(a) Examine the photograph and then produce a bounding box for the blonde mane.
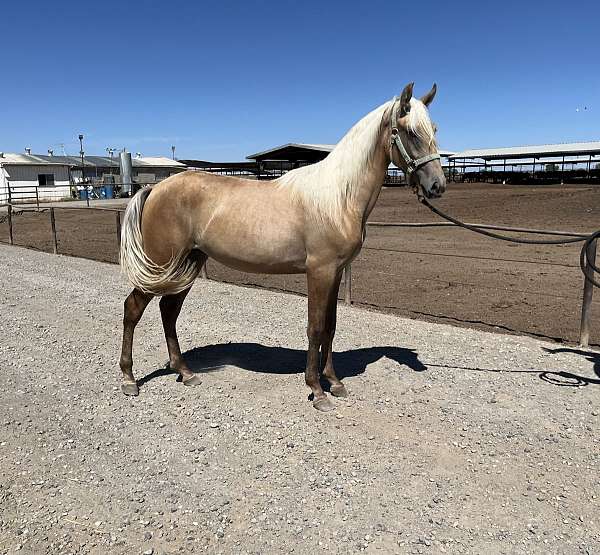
[276,100,392,227]
[277,96,436,227]
[407,97,437,147]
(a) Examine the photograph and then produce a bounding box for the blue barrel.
[78,189,88,200]
[103,185,114,199]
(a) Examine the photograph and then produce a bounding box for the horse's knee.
[307,323,326,345]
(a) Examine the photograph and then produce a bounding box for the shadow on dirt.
[138,344,600,390]
[540,347,600,387]
[138,343,427,387]
[427,359,600,388]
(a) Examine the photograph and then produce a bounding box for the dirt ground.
[1,244,599,554]
[2,182,600,345]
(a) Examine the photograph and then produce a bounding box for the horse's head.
[389,82,446,199]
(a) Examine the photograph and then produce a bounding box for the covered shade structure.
[449,141,600,184]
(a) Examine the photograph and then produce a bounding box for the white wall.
[0,164,71,202]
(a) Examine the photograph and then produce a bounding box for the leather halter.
[389,96,440,176]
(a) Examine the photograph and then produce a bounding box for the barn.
[31,154,187,185]
[0,152,187,203]
[0,153,72,202]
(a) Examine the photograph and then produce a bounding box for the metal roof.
[132,156,186,168]
[0,153,186,168]
[0,153,70,166]
[247,143,335,161]
[33,155,120,168]
[450,141,600,160]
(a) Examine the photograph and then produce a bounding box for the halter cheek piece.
[389,95,440,177]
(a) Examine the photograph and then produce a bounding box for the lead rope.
[419,196,600,289]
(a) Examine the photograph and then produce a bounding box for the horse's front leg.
[320,272,348,398]
[306,265,342,412]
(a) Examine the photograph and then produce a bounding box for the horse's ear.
[399,82,414,116]
[421,83,437,107]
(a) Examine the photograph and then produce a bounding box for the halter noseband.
[389,95,440,176]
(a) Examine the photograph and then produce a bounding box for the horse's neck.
[347,122,390,225]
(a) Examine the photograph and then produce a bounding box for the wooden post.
[115,211,122,251]
[7,184,13,245]
[579,239,597,348]
[344,264,352,305]
[7,203,13,245]
[49,208,58,254]
[35,186,40,211]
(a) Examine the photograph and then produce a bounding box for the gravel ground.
[1,244,599,555]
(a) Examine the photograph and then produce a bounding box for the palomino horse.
[119,82,446,411]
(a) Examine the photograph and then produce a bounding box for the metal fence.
[3,185,40,208]
[1,197,597,347]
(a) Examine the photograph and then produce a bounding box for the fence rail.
[2,200,598,346]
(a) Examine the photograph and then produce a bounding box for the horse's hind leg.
[120,288,153,396]
[159,286,201,387]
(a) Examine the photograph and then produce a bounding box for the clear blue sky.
[1,0,598,160]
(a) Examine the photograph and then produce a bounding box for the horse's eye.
[433,123,438,133]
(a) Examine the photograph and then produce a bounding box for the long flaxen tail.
[119,186,202,296]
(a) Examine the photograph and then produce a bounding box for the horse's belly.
[198,231,307,275]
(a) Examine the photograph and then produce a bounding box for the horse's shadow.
[138,343,427,386]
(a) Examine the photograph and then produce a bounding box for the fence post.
[7,184,13,245]
[579,239,597,348]
[344,264,352,305]
[35,186,40,211]
[115,211,122,251]
[49,208,58,254]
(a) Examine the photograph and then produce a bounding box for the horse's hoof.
[330,384,349,398]
[183,374,202,387]
[313,396,335,412]
[121,382,139,396]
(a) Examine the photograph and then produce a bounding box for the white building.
[0,152,188,203]
[0,153,72,202]
[130,156,188,183]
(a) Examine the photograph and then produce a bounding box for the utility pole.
[79,134,89,207]
[106,147,116,176]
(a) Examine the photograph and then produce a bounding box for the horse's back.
[142,171,309,274]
